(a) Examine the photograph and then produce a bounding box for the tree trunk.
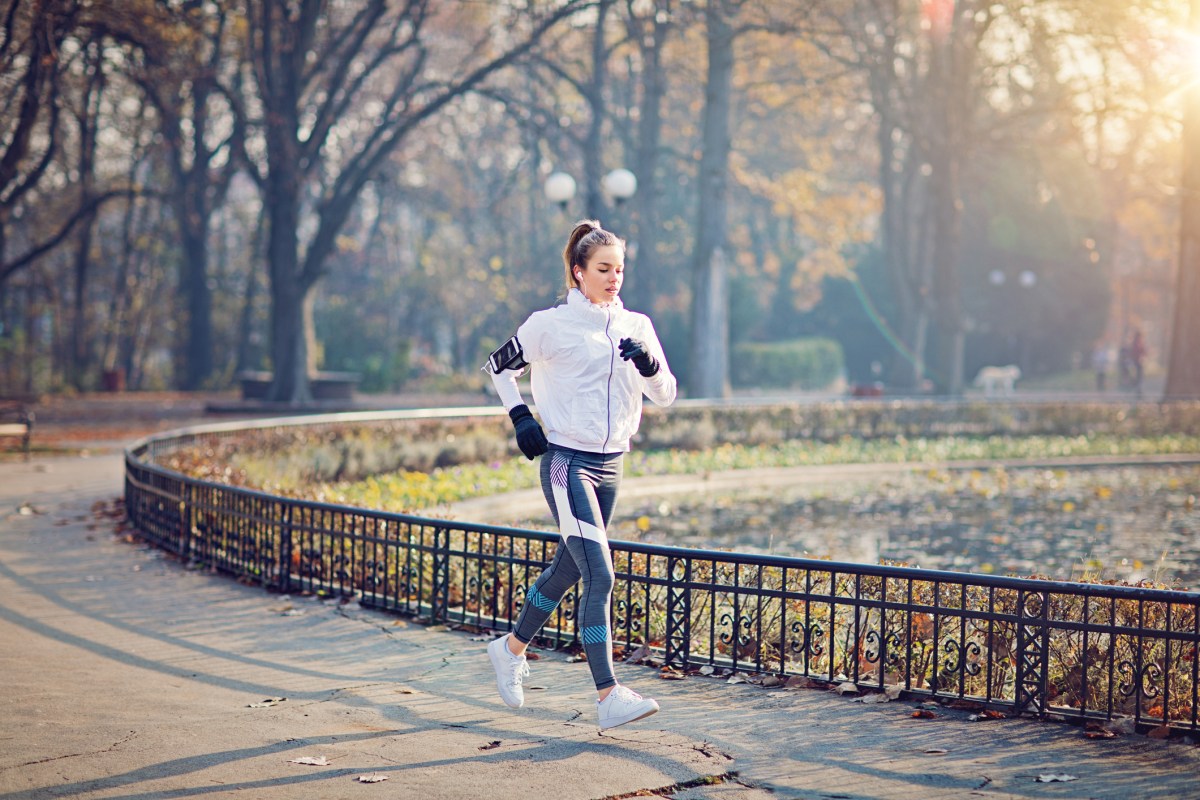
[583,0,611,220]
[688,0,734,400]
[626,1,668,314]
[69,214,97,390]
[179,222,213,389]
[265,158,311,403]
[926,12,966,396]
[1165,0,1200,400]
[236,214,266,374]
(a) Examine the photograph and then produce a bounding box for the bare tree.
[133,0,247,390]
[688,0,814,399]
[242,0,589,403]
[1,1,82,284]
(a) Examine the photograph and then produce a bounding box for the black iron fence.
[125,408,1200,734]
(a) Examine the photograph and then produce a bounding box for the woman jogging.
[484,219,677,730]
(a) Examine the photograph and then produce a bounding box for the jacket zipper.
[601,306,615,453]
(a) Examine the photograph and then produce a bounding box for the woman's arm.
[638,319,676,407]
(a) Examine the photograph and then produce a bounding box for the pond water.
[530,465,1200,589]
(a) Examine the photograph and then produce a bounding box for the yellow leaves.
[1117,196,1174,263]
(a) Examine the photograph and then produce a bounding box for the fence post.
[430,526,449,623]
[1014,589,1049,716]
[278,502,293,594]
[179,481,193,562]
[665,556,691,669]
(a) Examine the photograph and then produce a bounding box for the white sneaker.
[487,634,529,709]
[597,685,659,730]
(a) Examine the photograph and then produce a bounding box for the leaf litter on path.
[247,697,286,708]
[357,773,388,783]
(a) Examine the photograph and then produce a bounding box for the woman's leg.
[509,447,622,689]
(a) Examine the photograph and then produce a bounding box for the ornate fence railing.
[124,407,1200,734]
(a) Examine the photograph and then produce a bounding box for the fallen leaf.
[1106,716,1136,735]
[426,625,450,632]
[659,668,686,680]
[912,709,939,719]
[923,748,948,754]
[391,620,408,628]
[478,740,502,750]
[856,692,891,704]
[968,710,1006,721]
[1035,774,1077,783]
[727,674,747,685]
[948,699,985,711]
[247,697,286,708]
[883,684,904,700]
[761,675,785,688]
[834,681,858,696]
[566,654,587,663]
[624,644,650,663]
[699,665,715,676]
[357,773,388,783]
[1147,725,1172,740]
[785,676,822,689]
[1084,729,1116,740]
[288,756,329,766]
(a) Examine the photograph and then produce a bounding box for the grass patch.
[308,434,1200,514]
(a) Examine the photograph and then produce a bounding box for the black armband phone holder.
[483,335,528,374]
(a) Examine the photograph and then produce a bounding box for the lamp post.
[543,168,637,214]
[543,171,577,211]
[601,168,637,206]
[988,269,1037,365]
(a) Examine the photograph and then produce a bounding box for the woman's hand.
[619,337,660,377]
[508,404,549,459]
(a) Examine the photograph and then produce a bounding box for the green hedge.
[731,338,844,390]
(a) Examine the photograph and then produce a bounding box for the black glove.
[508,404,548,460]
[619,337,660,377]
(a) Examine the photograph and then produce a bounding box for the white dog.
[974,365,1020,397]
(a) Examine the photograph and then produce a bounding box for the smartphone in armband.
[483,335,527,374]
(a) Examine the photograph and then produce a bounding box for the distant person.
[1091,343,1110,392]
[483,219,677,730]
[1129,328,1146,396]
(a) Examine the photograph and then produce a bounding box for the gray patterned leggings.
[512,445,623,690]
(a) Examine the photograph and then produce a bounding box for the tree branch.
[2,188,147,281]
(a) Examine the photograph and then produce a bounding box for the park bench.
[0,401,34,459]
[237,370,361,402]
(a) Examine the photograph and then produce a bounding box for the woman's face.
[576,244,624,305]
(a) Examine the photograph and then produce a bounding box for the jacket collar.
[566,287,622,322]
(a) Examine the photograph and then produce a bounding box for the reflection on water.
[594,466,1199,588]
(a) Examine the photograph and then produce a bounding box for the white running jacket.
[490,289,676,453]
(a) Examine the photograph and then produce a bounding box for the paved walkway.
[2,453,1200,800]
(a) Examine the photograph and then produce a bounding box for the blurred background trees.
[0,0,1194,400]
